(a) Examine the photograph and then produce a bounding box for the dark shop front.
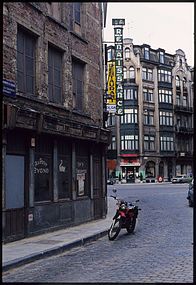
[2,105,110,243]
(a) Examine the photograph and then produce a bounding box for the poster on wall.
[77,170,86,196]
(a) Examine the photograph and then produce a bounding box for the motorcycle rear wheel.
[126,217,136,234]
[108,218,122,241]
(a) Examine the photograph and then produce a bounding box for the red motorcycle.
[108,189,141,241]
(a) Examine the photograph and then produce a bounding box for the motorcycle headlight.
[120,204,126,210]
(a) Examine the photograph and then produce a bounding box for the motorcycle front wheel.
[126,217,136,234]
[108,218,122,241]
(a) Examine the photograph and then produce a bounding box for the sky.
[103,2,194,66]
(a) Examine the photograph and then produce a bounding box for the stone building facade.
[2,2,110,242]
[106,38,193,183]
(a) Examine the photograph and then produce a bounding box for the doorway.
[4,154,25,241]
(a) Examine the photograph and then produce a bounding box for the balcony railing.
[175,126,194,134]
[174,105,193,113]
[175,151,193,158]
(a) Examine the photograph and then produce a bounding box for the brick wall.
[3,2,104,127]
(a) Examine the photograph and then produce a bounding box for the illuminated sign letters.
[107,61,116,113]
[113,19,125,115]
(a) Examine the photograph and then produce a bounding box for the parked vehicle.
[145,175,156,183]
[108,189,141,240]
[171,174,190,183]
[187,179,194,207]
[107,178,116,185]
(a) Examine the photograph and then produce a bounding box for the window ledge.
[46,15,68,30]
[28,2,43,13]
[70,31,88,44]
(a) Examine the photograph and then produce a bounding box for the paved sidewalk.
[2,197,117,272]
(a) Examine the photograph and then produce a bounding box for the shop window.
[76,143,90,197]
[58,141,72,199]
[17,27,36,96]
[48,45,62,104]
[34,137,53,202]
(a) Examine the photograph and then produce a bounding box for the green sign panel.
[112,19,125,26]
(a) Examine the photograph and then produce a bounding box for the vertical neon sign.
[112,18,125,115]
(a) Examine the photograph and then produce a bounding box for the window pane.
[17,31,24,53]
[26,57,34,76]
[48,66,53,84]
[73,61,84,110]
[17,52,24,72]
[54,87,61,103]
[54,69,61,86]
[25,37,34,57]
[58,156,71,199]
[34,156,52,202]
[48,83,53,101]
[26,75,34,94]
[17,71,24,92]
[48,46,62,104]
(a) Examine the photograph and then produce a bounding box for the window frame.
[142,67,153,81]
[121,135,139,151]
[72,59,85,111]
[144,110,154,125]
[125,48,130,59]
[159,111,173,126]
[17,27,36,96]
[124,88,137,100]
[143,88,153,102]
[144,135,155,151]
[74,2,81,25]
[121,108,138,124]
[48,45,63,104]
[160,136,174,151]
[158,89,172,104]
[129,66,135,79]
[144,47,150,60]
[159,51,165,63]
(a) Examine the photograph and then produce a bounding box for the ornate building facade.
[106,38,193,183]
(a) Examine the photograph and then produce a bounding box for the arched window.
[129,67,135,79]
[123,67,127,79]
[175,76,180,87]
[125,48,130,59]
[183,77,186,88]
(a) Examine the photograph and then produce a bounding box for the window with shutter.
[48,46,62,104]
[72,60,85,111]
[17,28,36,96]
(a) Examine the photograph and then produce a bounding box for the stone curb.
[2,229,109,272]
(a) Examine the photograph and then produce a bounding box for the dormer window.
[125,48,130,60]
[159,51,164,64]
[144,47,150,60]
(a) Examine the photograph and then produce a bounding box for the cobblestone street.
[3,183,193,283]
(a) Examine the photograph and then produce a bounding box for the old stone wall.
[3,2,104,127]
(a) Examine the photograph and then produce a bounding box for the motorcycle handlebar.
[110,195,140,204]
